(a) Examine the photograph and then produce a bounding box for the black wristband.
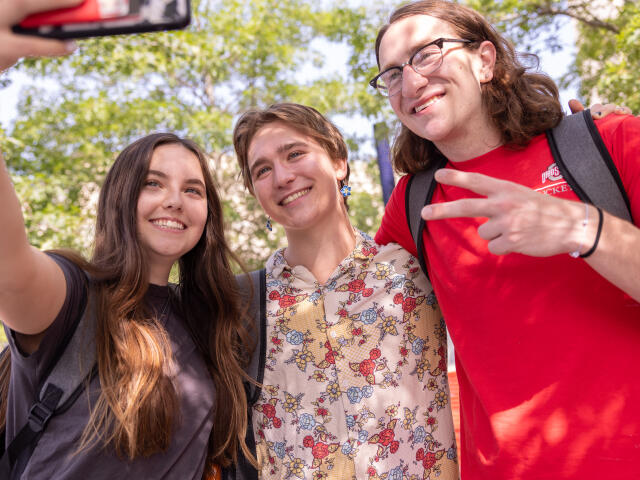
[580,206,603,258]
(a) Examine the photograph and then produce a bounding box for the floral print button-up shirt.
[253,232,458,480]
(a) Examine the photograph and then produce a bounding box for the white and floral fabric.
[253,232,458,480]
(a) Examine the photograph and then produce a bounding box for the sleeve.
[374,174,419,257]
[6,252,88,384]
[596,114,640,227]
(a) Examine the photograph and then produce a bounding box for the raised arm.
[0,0,81,346]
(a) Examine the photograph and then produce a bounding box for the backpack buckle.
[27,384,63,433]
[27,402,55,433]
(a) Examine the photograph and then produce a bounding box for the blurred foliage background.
[0,0,637,279]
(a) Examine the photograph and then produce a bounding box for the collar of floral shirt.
[267,229,378,286]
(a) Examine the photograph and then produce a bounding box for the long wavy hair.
[374,0,564,174]
[0,133,253,473]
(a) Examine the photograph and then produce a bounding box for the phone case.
[13,0,189,39]
[20,1,132,27]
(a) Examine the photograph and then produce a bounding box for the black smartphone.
[13,0,190,39]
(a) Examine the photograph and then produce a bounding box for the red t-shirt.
[375,115,640,479]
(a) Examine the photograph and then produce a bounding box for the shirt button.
[331,331,337,338]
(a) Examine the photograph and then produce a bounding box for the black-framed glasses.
[369,38,472,97]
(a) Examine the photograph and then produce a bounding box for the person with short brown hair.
[234,103,458,480]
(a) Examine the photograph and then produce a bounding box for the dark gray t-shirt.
[4,254,216,479]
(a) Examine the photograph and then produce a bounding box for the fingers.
[614,105,632,115]
[595,103,616,118]
[432,168,514,197]
[8,34,75,58]
[568,100,632,119]
[0,33,76,71]
[421,170,521,221]
[2,0,84,24]
[422,197,493,221]
[477,218,501,241]
[486,235,511,256]
[568,99,585,114]
[590,103,632,119]
[0,0,81,71]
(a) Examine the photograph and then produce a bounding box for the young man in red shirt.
[372,1,640,478]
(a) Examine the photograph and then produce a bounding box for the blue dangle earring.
[340,184,352,198]
[266,217,273,232]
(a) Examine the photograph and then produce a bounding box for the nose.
[162,187,183,210]
[401,64,428,98]
[272,162,295,188]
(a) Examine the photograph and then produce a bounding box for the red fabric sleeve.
[374,174,419,257]
[595,114,640,226]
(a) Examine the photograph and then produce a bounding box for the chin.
[413,124,453,143]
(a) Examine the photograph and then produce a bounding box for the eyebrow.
[249,141,308,177]
[146,169,206,188]
[380,39,433,72]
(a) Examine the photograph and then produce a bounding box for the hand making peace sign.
[420,168,597,257]
[421,167,640,302]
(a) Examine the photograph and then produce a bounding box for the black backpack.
[0,285,97,479]
[406,109,634,279]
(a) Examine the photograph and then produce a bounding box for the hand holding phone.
[14,0,191,39]
[0,0,81,72]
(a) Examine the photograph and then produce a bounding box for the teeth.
[415,95,443,113]
[151,219,185,230]
[282,188,310,205]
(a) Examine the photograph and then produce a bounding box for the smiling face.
[378,14,496,152]
[247,121,348,234]
[136,143,208,278]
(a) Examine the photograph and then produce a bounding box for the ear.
[333,157,348,181]
[477,40,497,84]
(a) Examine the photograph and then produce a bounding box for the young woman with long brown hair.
[0,3,252,478]
[0,132,253,478]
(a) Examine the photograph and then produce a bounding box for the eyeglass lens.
[378,44,443,96]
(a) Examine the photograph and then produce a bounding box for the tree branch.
[536,6,620,33]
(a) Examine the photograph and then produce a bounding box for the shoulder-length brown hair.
[0,133,253,473]
[375,0,563,174]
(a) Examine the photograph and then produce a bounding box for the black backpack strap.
[244,268,267,405]
[226,269,266,480]
[546,109,633,222]
[1,384,63,479]
[0,287,97,479]
[406,157,447,280]
[38,293,97,412]
[0,345,7,455]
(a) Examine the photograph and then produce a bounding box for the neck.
[283,208,356,284]
[436,117,503,163]
[147,261,172,286]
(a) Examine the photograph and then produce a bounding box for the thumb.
[568,99,585,114]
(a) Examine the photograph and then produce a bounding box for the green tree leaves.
[466,0,640,110]
[2,0,390,266]
[7,0,631,270]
